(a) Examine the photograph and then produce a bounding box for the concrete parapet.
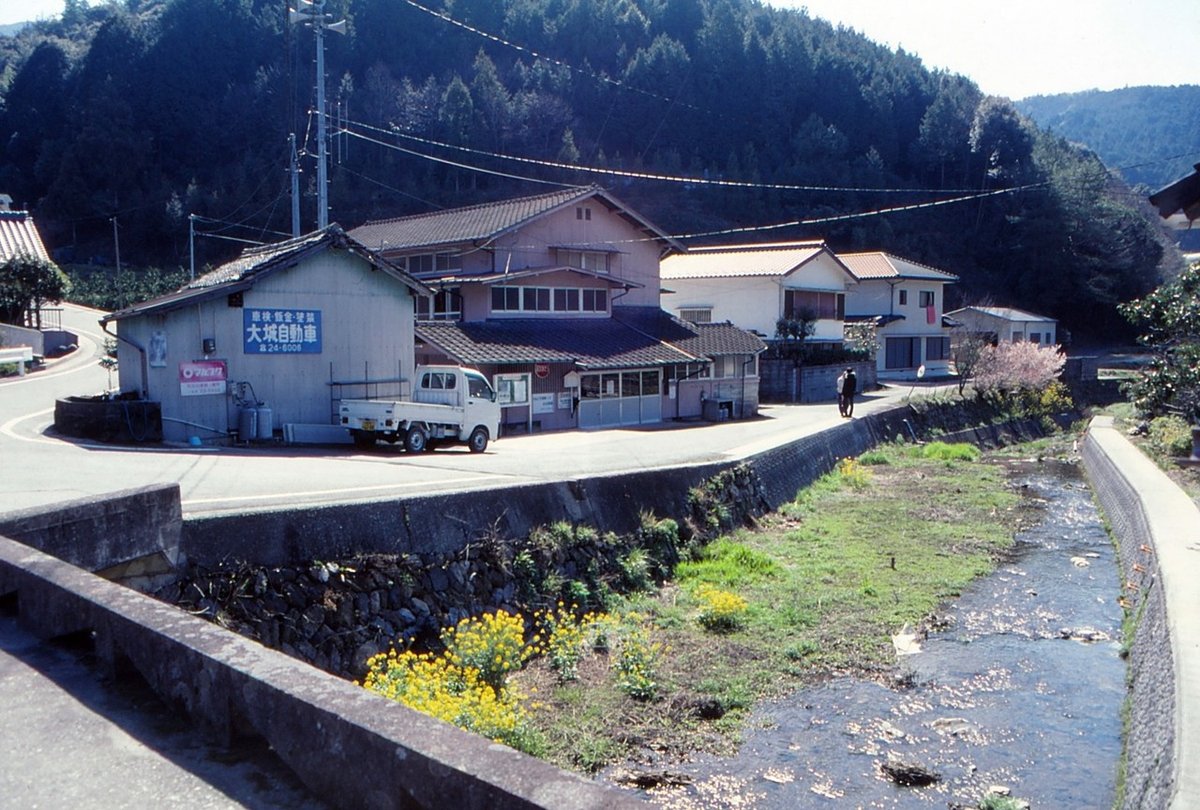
[0,484,181,584]
[1082,416,1200,810]
[0,534,642,810]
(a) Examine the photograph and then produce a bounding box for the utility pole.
[289,0,346,231]
[188,214,196,280]
[111,217,121,274]
[289,133,301,237]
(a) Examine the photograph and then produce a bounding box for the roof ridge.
[684,240,826,253]
[360,185,597,228]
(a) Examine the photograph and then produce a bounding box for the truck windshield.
[466,371,495,401]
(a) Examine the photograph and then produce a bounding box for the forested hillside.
[1018,85,1200,190]
[0,0,1182,337]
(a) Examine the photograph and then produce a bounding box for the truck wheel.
[405,425,428,453]
[351,430,375,449]
[468,426,489,453]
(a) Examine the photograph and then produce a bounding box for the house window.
[415,289,461,321]
[784,290,844,320]
[664,362,710,382]
[1029,332,1041,344]
[404,252,462,276]
[925,336,950,361]
[919,290,935,308]
[678,307,713,323]
[885,337,921,369]
[898,289,908,306]
[581,289,607,312]
[576,207,592,221]
[710,355,755,378]
[491,285,607,313]
[522,287,551,311]
[557,249,608,273]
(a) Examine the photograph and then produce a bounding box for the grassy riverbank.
[511,439,1051,774]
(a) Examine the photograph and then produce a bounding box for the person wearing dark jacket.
[841,368,858,417]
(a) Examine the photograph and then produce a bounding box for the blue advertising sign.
[243,308,322,354]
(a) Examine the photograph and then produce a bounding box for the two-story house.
[350,186,765,431]
[659,241,858,348]
[838,252,958,380]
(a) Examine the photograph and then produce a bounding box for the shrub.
[618,547,654,592]
[443,609,529,691]
[694,585,749,633]
[615,623,661,700]
[836,456,872,490]
[919,441,980,462]
[362,611,543,753]
[1148,415,1193,458]
[538,604,608,682]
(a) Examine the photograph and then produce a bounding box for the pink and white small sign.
[179,360,228,397]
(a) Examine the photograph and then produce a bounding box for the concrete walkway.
[1082,416,1200,810]
[0,608,327,809]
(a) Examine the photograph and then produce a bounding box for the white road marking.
[182,475,503,509]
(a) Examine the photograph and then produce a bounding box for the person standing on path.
[835,369,847,416]
[841,368,858,417]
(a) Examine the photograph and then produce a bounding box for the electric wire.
[341,116,999,195]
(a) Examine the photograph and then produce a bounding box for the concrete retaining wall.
[181,405,925,567]
[1081,416,1200,810]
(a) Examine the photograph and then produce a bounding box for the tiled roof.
[416,316,699,369]
[947,306,1055,323]
[104,225,425,323]
[349,185,682,254]
[837,252,958,282]
[0,211,53,264]
[660,241,832,279]
[613,307,767,357]
[417,308,764,369]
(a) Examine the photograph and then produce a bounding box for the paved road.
[1,304,934,518]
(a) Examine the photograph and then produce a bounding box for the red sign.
[179,360,228,396]
[534,363,550,379]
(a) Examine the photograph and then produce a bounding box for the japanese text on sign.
[244,308,322,354]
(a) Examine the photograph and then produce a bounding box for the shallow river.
[624,460,1125,809]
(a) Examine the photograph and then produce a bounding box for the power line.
[342,117,993,195]
[342,127,572,188]
[338,120,1045,243]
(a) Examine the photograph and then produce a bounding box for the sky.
[4,0,1199,100]
[768,0,1200,99]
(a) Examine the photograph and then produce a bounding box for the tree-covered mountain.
[1017,85,1200,190]
[0,0,1181,338]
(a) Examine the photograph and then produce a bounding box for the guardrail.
[0,345,34,376]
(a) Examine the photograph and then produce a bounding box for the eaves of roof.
[947,306,1055,323]
[660,241,846,281]
[102,225,427,323]
[422,265,644,289]
[838,252,958,282]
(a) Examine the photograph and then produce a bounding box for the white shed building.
[101,226,427,444]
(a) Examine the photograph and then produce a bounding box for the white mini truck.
[339,365,501,453]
